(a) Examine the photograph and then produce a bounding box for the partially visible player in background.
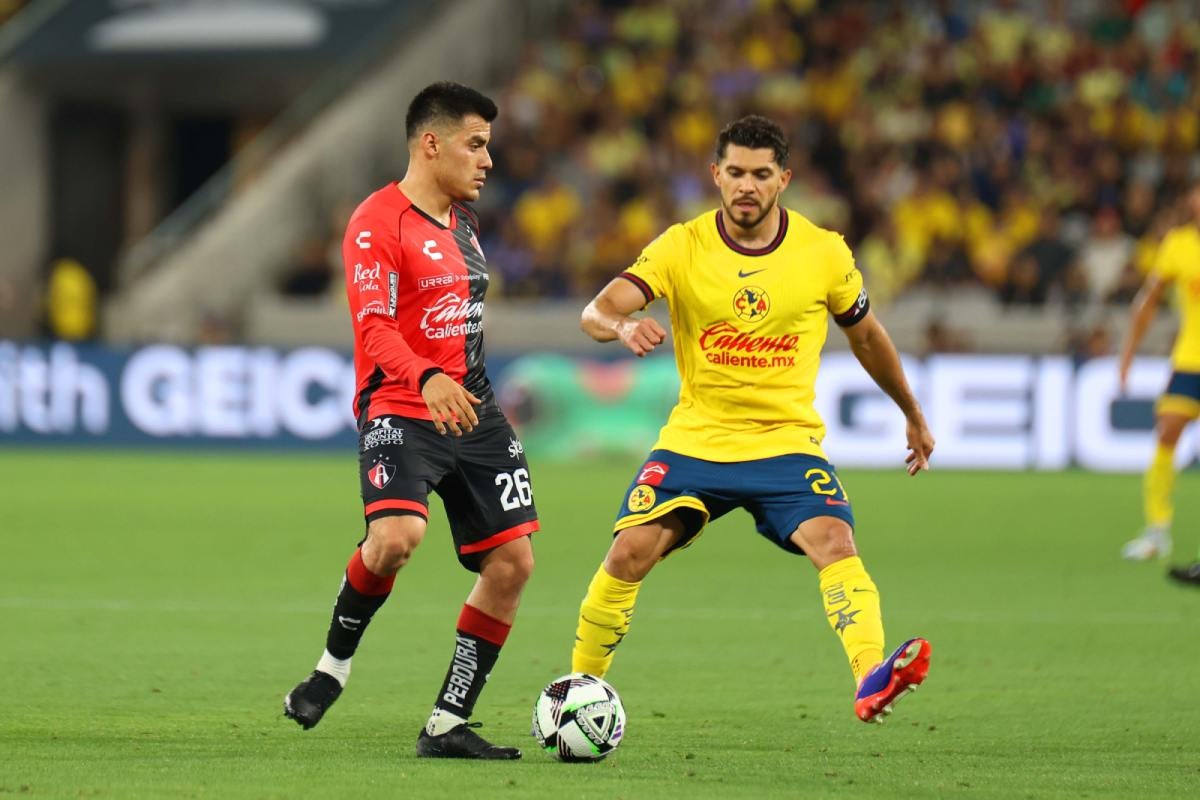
[570,115,936,723]
[1118,183,1200,586]
[283,82,538,758]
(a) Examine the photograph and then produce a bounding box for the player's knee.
[482,546,534,593]
[1157,418,1188,446]
[822,538,858,564]
[793,518,857,566]
[499,548,535,588]
[606,532,660,582]
[365,516,425,570]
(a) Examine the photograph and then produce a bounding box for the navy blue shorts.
[612,449,854,556]
[1159,371,1200,418]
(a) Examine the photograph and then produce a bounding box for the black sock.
[324,548,394,660]
[433,604,510,719]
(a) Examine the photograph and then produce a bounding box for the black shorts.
[358,411,539,571]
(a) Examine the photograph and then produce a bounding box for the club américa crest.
[627,484,656,513]
[733,286,770,323]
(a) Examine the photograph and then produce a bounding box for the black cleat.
[416,722,521,760]
[283,670,343,730]
[1167,561,1200,586]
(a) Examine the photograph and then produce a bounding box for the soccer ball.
[532,673,625,762]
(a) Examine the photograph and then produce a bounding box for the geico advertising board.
[0,341,1179,472]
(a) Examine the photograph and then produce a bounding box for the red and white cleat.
[854,637,932,723]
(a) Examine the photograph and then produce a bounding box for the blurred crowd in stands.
[284,0,1200,327]
[25,0,1200,349]
[470,0,1199,308]
[0,0,27,28]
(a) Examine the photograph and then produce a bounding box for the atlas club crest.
[368,457,396,489]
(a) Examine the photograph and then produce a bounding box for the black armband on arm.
[833,288,870,327]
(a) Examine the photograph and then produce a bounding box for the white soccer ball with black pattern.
[532,673,625,762]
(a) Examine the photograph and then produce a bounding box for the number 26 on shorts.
[496,468,533,510]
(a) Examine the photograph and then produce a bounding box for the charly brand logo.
[422,240,443,261]
[507,436,524,459]
[362,417,404,450]
[388,271,398,317]
[732,286,770,322]
[420,292,484,339]
[637,461,669,486]
[356,230,372,249]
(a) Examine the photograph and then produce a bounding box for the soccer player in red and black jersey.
[283,82,537,759]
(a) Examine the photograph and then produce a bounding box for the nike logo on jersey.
[738,268,768,278]
[825,497,850,506]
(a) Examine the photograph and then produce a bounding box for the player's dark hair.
[405,81,497,140]
[715,115,789,166]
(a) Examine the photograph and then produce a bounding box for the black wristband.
[418,367,444,390]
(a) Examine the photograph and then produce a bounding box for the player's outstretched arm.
[1117,275,1168,394]
[840,310,934,475]
[581,278,667,357]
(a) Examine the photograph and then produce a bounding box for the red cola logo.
[420,292,484,330]
[354,262,381,283]
[698,321,799,354]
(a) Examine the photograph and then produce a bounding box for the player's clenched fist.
[421,372,481,436]
[615,317,667,357]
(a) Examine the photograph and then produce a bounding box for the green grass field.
[2,450,1199,799]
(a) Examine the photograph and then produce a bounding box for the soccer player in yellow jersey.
[571,116,937,723]
[1118,184,1200,585]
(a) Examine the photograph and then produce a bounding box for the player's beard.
[724,195,776,231]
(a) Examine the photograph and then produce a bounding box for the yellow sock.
[1144,444,1176,529]
[571,565,641,678]
[818,556,885,684]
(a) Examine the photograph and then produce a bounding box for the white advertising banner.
[0,341,1186,472]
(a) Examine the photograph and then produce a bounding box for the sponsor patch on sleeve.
[387,271,399,318]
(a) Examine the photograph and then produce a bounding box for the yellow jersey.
[1152,224,1200,371]
[621,207,867,462]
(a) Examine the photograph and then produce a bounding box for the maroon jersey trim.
[619,272,655,305]
[715,207,788,256]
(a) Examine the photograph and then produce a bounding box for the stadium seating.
[62,2,1200,356]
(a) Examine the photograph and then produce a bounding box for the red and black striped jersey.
[342,184,495,425]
